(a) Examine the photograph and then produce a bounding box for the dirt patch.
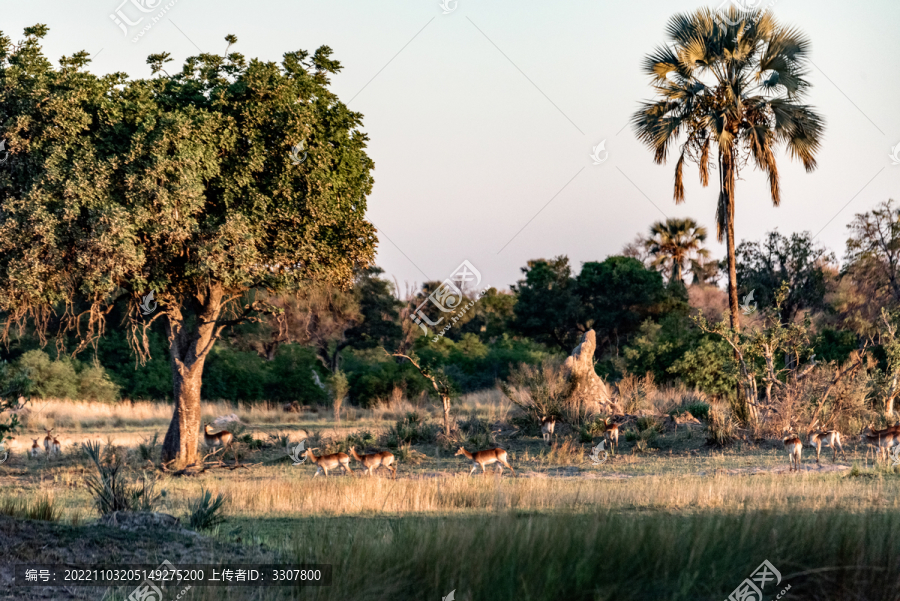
[0,515,278,600]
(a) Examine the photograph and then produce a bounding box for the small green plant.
[385,412,439,446]
[681,401,710,421]
[636,416,663,434]
[187,488,228,532]
[82,441,160,515]
[138,432,160,462]
[344,429,377,450]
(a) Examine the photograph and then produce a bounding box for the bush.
[16,350,79,399]
[385,412,439,447]
[681,401,710,421]
[82,441,160,515]
[78,363,120,403]
[187,488,228,532]
[706,403,737,446]
[499,358,577,426]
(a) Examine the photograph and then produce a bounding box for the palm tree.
[632,7,824,332]
[644,217,710,285]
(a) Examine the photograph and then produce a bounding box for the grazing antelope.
[349,446,396,478]
[51,435,61,456]
[783,431,802,472]
[861,425,899,463]
[807,421,845,463]
[43,429,53,454]
[455,446,516,477]
[203,423,234,454]
[604,418,620,455]
[540,416,557,446]
[303,448,352,477]
[30,439,41,458]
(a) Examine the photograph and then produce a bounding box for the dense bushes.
[14,350,120,403]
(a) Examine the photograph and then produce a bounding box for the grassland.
[2,394,900,600]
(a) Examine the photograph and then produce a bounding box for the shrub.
[187,488,228,532]
[138,432,160,462]
[82,441,160,515]
[499,358,578,426]
[706,403,737,446]
[16,350,79,399]
[78,362,120,403]
[385,412,439,447]
[682,401,710,421]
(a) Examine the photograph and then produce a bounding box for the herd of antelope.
[20,414,900,476]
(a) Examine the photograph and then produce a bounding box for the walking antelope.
[203,423,234,459]
[604,418,620,455]
[303,448,352,477]
[540,416,557,446]
[807,420,845,463]
[30,439,41,458]
[455,446,516,477]
[783,431,802,471]
[43,429,54,454]
[349,446,396,477]
[861,425,900,463]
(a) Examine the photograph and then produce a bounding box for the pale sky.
[5,0,900,292]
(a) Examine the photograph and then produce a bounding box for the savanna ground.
[2,392,900,601]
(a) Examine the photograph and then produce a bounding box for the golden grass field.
[3,393,900,600]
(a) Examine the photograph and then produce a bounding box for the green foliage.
[679,401,710,421]
[512,256,581,351]
[187,488,228,532]
[0,360,31,444]
[668,338,738,402]
[138,432,160,463]
[736,231,832,323]
[385,412,439,447]
[0,495,60,522]
[82,441,160,515]
[202,343,326,404]
[815,328,860,364]
[14,350,120,402]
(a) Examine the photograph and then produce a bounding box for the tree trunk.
[442,394,452,438]
[162,360,206,465]
[161,284,226,466]
[722,149,740,333]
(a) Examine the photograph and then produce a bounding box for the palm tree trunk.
[721,149,740,333]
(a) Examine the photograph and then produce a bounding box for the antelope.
[604,418,620,455]
[303,448,352,477]
[861,425,899,463]
[540,416,557,446]
[203,423,233,449]
[807,420,845,463]
[43,429,53,454]
[349,446,396,477]
[30,439,41,458]
[455,446,516,477]
[51,436,61,456]
[783,431,802,471]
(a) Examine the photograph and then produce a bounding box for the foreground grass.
[89,510,900,601]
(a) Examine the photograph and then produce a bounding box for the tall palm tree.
[632,7,824,332]
[644,217,710,285]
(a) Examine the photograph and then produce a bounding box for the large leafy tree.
[735,230,832,323]
[0,28,376,465]
[633,8,824,332]
[644,217,710,284]
[511,256,581,352]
